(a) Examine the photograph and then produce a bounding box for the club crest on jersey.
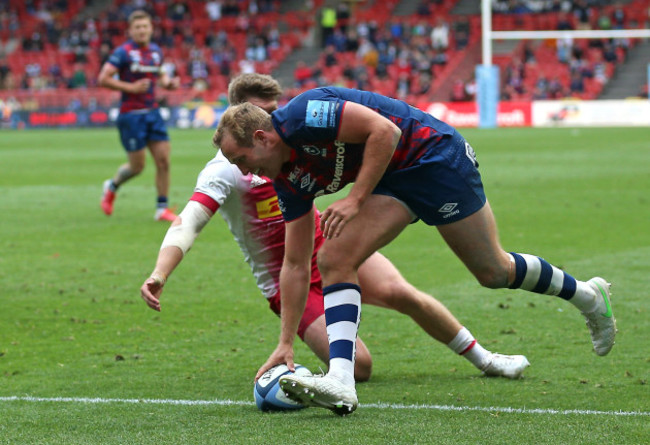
[302,145,326,156]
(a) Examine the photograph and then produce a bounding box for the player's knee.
[474,266,509,289]
[317,245,354,278]
[155,156,170,173]
[354,355,372,382]
[128,161,145,175]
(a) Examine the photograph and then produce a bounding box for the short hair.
[128,10,152,25]
[228,73,283,105]
[213,102,273,148]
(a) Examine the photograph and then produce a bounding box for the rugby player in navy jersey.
[139,73,530,391]
[215,87,616,415]
[98,10,180,222]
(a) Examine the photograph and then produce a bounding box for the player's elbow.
[97,74,109,88]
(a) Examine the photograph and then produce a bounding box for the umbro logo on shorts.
[439,203,460,219]
[439,203,458,213]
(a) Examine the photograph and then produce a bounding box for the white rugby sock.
[447,327,492,370]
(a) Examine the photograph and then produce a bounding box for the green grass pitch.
[0,127,648,444]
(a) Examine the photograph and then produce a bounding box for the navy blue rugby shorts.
[373,130,486,226]
[116,108,169,152]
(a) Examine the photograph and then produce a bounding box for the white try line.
[1,396,648,417]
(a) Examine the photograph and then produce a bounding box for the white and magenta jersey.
[190,151,323,299]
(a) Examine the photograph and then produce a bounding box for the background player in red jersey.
[98,10,180,221]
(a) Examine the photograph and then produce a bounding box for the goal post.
[477,0,650,127]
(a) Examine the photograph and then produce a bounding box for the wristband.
[150,271,167,286]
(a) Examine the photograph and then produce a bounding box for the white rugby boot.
[482,353,530,379]
[583,277,616,356]
[280,373,358,416]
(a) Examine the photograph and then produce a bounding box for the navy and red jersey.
[107,40,163,113]
[271,87,456,221]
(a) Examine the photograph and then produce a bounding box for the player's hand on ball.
[255,342,295,381]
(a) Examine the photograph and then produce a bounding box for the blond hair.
[128,10,152,25]
[228,73,283,105]
[213,102,273,148]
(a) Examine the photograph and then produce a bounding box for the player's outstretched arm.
[140,201,213,311]
[255,208,315,380]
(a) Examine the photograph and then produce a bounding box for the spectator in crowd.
[22,31,44,51]
[574,0,592,30]
[322,44,338,67]
[48,61,65,88]
[235,12,250,32]
[188,59,209,91]
[451,77,467,101]
[453,15,470,49]
[548,76,565,99]
[464,75,477,100]
[245,36,268,62]
[205,29,229,51]
[602,42,618,63]
[430,17,449,51]
[357,37,378,69]
[336,2,350,32]
[416,0,432,16]
[266,24,281,50]
[320,6,337,47]
[0,56,11,90]
[211,42,236,76]
[221,0,240,16]
[611,3,626,29]
[396,72,411,99]
[536,75,549,97]
[415,72,432,96]
[569,70,585,95]
[556,11,574,30]
[206,0,222,21]
[557,36,573,64]
[522,41,536,64]
[238,57,255,75]
[168,1,189,21]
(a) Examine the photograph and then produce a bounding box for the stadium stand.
[1,0,649,111]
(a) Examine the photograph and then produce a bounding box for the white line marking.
[1,396,648,417]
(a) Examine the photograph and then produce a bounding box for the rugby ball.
[254,363,312,411]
